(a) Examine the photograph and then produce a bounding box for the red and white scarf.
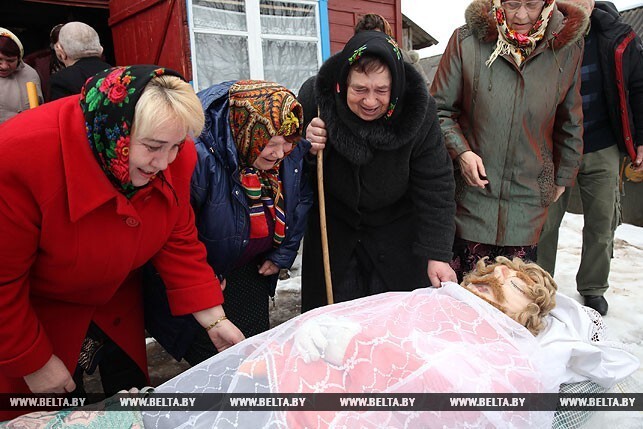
[487,0,556,67]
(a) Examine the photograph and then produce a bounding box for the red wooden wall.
[108,0,193,80]
[106,0,403,79]
[327,0,402,54]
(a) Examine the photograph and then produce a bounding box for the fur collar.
[314,55,431,165]
[465,0,588,50]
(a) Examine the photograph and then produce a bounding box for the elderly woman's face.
[128,120,186,186]
[0,52,19,78]
[253,135,294,171]
[502,1,545,35]
[346,66,391,121]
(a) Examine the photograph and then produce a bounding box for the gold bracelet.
[205,315,228,332]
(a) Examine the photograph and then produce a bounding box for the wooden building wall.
[327,0,402,54]
[108,0,192,80]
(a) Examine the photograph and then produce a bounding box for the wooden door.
[109,0,192,79]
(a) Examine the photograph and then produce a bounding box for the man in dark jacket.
[538,0,643,316]
[49,22,110,101]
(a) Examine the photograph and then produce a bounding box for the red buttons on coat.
[125,217,140,227]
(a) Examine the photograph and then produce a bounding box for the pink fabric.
[151,285,554,428]
[274,292,542,427]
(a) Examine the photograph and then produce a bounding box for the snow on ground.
[552,213,643,427]
[554,213,643,365]
[273,212,643,426]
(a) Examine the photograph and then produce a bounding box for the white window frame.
[187,0,323,90]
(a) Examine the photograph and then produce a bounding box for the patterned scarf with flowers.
[335,30,406,122]
[487,0,556,67]
[79,65,184,198]
[228,80,303,247]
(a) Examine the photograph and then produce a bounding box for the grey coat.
[430,0,587,246]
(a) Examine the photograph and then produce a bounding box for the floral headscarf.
[336,30,406,121]
[487,0,556,67]
[228,80,303,247]
[80,65,185,198]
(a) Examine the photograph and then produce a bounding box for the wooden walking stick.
[316,107,334,304]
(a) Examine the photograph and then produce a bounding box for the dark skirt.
[143,259,276,366]
[329,243,388,304]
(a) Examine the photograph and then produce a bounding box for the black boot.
[583,295,608,316]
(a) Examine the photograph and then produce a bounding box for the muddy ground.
[84,272,302,395]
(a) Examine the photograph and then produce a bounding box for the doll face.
[463,265,533,315]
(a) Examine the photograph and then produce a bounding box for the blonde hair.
[464,256,557,335]
[132,75,204,140]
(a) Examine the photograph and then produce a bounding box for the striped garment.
[240,169,286,246]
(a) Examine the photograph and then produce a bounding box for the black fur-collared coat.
[298,55,456,311]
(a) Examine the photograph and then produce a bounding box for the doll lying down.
[3,258,638,428]
[139,257,638,428]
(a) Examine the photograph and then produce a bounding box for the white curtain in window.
[192,0,247,31]
[262,39,318,91]
[260,0,316,37]
[194,34,250,90]
[191,0,320,91]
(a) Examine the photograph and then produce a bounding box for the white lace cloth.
[142,283,638,429]
[537,292,639,389]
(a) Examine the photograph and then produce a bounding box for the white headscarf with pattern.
[487,0,556,67]
[0,27,24,60]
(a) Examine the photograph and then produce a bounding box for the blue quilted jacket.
[191,81,313,276]
[142,82,313,360]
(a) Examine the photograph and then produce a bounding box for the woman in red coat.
[0,65,244,420]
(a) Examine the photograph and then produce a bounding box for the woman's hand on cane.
[306,117,327,155]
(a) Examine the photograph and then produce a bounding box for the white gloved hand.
[293,315,361,365]
[294,318,329,363]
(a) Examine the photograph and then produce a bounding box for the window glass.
[260,0,316,37]
[192,0,247,31]
[262,39,318,90]
[191,0,320,91]
[194,34,250,90]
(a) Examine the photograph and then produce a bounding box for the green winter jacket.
[431,0,588,246]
